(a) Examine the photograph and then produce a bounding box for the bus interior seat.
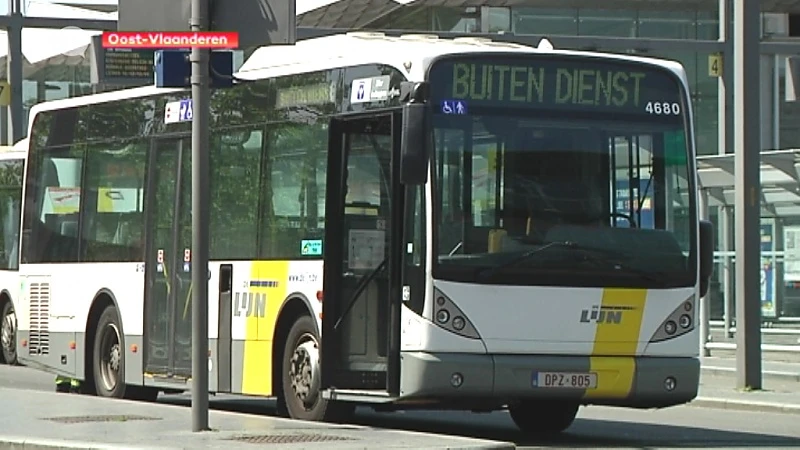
[488,216,535,253]
[114,212,144,256]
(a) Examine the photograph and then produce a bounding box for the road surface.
[1,364,797,449]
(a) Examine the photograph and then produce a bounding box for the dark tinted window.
[0,158,24,270]
[81,139,147,262]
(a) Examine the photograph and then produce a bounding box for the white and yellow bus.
[0,138,27,366]
[15,32,713,434]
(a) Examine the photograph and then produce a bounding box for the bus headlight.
[431,288,481,339]
[649,295,696,343]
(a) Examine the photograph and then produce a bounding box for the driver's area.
[434,113,693,288]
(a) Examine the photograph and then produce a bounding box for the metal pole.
[722,206,733,338]
[7,0,24,144]
[699,189,711,357]
[718,0,729,159]
[733,0,763,390]
[190,0,211,432]
[718,0,733,340]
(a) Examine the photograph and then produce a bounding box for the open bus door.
[320,111,404,401]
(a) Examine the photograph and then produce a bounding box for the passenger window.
[0,159,23,270]
[25,145,85,263]
[81,140,147,262]
[209,127,262,260]
[260,121,328,259]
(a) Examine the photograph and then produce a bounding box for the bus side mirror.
[699,220,714,297]
[400,82,430,185]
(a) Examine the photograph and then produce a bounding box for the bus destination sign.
[429,56,684,118]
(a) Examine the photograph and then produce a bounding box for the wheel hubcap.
[1,309,15,357]
[99,323,121,391]
[289,332,320,407]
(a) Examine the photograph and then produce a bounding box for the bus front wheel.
[281,315,353,422]
[508,400,579,435]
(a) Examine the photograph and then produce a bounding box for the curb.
[701,366,800,382]
[0,436,151,450]
[0,435,515,450]
[690,396,800,414]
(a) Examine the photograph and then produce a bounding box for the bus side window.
[0,159,23,270]
[28,147,84,263]
[261,121,327,260]
[81,140,147,263]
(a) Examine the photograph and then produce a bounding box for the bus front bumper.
[399,352,699,408]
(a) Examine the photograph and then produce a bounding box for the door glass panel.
[145,138,192,376]
[146,144,178,373]
[338,117,392,370]
[173,143,192,375]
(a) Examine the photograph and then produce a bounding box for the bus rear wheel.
[281,315,353,422]
[93,305,126,398]
[1,300,17,365]
[508,400,579,435]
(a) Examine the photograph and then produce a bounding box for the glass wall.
[21,65,95,137]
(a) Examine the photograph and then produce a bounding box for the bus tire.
[92,305,126,399]
[1,300,17,365]
[281,315,353,422]
[508,400,579,435]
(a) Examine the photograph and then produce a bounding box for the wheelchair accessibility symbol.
[441,100,468,115]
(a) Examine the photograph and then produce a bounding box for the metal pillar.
[7,0,24,144]
[722,206,733,338]
[718,0,733,158]
[699,189,711,357]
[190,0,211,432]
[733,0,763,390]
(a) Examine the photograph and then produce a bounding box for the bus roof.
[238,32,687,83]
[26,32,689,135]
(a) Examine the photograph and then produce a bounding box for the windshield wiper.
[476,240,667,285]
[475,241,568,281]
[562,242,669,285]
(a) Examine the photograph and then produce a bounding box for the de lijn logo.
[579,305,635,324]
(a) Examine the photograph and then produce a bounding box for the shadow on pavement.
[158,395,798,448]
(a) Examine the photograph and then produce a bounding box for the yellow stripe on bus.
[584,288,647,399]
[241,261,289,396]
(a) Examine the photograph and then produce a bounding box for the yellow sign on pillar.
[708,53,723,78]
[0,81,10,106]
[0,81,9,106]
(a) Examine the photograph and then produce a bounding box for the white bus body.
[16,32,713,434]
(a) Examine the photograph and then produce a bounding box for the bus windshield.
[428,55,695,289]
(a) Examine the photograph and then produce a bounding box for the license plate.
[532,371,597,389]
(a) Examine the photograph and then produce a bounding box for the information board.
[90,35,154,86]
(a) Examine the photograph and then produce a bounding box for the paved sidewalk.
[0,388,514,450]
[701,356,800,382]
[692,366,800,415]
